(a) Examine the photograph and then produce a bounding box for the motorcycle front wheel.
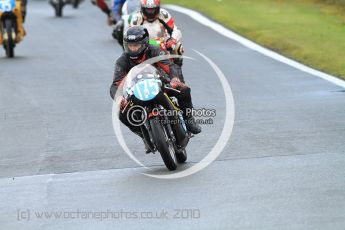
[150,116,177,171]
[72,0,79,9]
[4,19,15,58]
[55,0,63,17]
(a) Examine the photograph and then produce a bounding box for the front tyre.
[150,116,177,171]
[55,0,63,17]
[4,19,15,58]
[72,0,79,8]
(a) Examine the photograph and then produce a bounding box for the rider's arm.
[150,47,181,80]
[110,55,128,100]
[96,0,111,16]
[159,9,182,41]
[156,60,180,80]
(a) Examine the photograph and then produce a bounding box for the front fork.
[0,11,19,44]
[142,103,176,154]
[1,20,16,43]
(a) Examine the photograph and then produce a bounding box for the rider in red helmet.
[129,0,185,81]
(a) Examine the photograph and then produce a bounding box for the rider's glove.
[170,77,182,89]
[166,38,177,50]
[107,16,113,26]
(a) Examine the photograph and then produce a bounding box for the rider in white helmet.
[129,0,185,80]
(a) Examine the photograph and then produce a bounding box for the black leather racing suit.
[110,45,194,135]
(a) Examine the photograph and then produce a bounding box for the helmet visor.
[142,7,160,20]
[124,42,143,53]
[124,40,147,59]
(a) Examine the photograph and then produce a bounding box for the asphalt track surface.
[1,1,345,229]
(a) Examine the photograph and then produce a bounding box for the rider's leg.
[119,110,143,137]
[173,60,185,83]
[119,110,152,153]
[0,12,2,44]
[173,42,185,83]
[21,0,27,23]
[168,83,201,134]
[14,0,25,43]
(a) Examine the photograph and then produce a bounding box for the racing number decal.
[134,79,159,101]
[0,0,15,12]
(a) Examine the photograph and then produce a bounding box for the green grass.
[164,0,345,80]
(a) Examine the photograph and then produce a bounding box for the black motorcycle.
[121,65,191,171]
[49,0,82,17]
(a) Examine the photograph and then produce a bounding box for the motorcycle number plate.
[133,79,160,101]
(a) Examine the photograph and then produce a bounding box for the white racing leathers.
[129,8,185,81]
[129,8,183,53]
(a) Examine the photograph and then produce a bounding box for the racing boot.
[142,138,152,154]
[133,130,153,153]
[170,78,201,134]
[180,102,201,134]
[184,114,201,135]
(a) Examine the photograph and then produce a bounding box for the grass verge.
[164,0,345,80]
